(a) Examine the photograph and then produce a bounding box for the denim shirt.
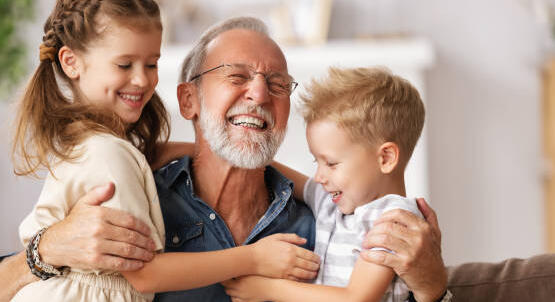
[153,156,316,302]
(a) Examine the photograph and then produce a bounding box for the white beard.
[198,99,285,169]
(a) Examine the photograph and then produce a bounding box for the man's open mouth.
[229,115,267,130]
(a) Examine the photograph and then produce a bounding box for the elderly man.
[0,17,447,301]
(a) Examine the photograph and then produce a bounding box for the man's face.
[194,29,291,168]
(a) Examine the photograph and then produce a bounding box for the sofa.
[447,253,555,301]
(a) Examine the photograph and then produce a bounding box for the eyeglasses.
[190,63,298,97]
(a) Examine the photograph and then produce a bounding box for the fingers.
[295,246,321,266]
[103,223,156,252]
[416,198,440,232]
[360,249,403,272]
[95,254,145,272]
[272,233,307,246]
[373,208,425,232]
[289,248,319,280]
[288,267,318,280]
[363,230,411,254]
[101,239,154,262]
[294,256,320,272]
[101,207,152,237]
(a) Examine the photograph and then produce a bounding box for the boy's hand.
[223,276,273,301]
[251,233,320,281]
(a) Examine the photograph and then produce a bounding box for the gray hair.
[179,16,269,83]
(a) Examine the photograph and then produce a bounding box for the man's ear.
[177,82,200,120]
[58,46,80,80]
[377,142,400,174]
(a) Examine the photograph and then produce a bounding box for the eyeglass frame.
[189,63,299,96]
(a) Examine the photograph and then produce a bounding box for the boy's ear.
[58,46,80,80]
[177,82,200,120]
[377,142,400,174]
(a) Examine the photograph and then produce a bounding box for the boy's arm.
[224,257,394,302]
[271,161,309,201]
[122,233,320,293]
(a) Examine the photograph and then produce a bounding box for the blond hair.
[12,0,169,177]
[301,67,425,166]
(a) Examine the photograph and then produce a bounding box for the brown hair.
[12,0,169,177]
[301,67,425,167]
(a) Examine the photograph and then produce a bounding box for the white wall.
[401,0,547,265]
[1,0,548,266]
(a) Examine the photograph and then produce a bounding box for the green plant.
[0,0,34,99]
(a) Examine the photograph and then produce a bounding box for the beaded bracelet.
[25,227,66,280]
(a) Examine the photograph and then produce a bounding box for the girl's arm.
[122,233,320,294]
[225,257,394,302]
[271,161,309,202]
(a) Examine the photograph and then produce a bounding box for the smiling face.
[73,20,161,124]
[307,119,384,214]
[193,29,291,168]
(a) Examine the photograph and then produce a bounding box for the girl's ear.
[377,142,400,174]
[58,46,80,80]
[177,82,200,120]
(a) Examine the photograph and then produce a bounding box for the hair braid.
[12,0,168,177]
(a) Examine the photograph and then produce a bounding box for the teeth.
[332,191,341,198]
[230,116,265,129]
[120,93,141,102]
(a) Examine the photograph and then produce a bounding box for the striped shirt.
[304,178,423,302]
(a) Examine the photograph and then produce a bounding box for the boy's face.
[307,119,383,214]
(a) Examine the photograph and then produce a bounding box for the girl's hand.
[223,276,274,301]
[251,233,320,281]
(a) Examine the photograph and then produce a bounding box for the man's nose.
[244,75,270,105]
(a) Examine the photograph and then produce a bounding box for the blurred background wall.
[0,0,551,266]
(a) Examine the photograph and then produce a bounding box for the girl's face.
[74,21,161,124]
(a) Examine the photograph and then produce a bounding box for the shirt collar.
[155,155,294,195]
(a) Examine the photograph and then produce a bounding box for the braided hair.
[12,0,169,176]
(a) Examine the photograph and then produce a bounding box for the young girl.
[11,1,317,301]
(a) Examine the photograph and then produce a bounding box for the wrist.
[413,285,448,302]
[245,244,261,275]
[37,227,62,267]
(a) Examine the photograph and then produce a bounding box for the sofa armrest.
[447,253,555,301]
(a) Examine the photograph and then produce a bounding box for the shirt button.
[282,191,287,196]
[209,213,216,220]
[172,235,180,244]
[186,179,190,186]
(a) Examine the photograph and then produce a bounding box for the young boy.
[223,66,427,302]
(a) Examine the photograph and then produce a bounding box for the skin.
[222,119,405,302]
[1,27,320,299]
[177,29,292,245]
[307,119,405,214]
[121,28,321,292]
[59,20,161,124]
[0,27,447,302]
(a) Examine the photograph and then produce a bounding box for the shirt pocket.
[165,221,204,252]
